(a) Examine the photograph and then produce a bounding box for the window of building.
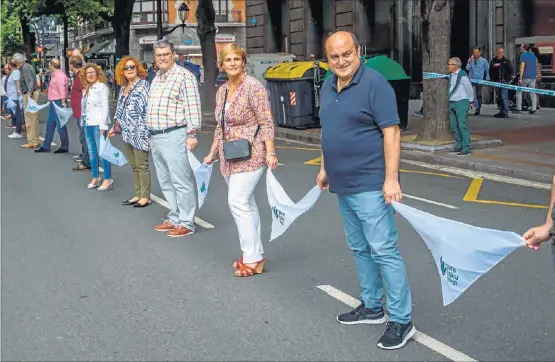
[213,0,230,23]
[132,0,169,24]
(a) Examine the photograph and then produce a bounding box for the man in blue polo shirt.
[317,31,414,350]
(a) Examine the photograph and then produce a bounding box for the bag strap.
[221,87,260,143]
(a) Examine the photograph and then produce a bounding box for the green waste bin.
[265,61,329,129]
[324,55,411,129]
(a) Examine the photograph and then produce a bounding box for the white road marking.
[401,159,551,190]
[149,193,215,229]
[403,194,459,209]
[38,136,57,146]
[316,285,478,362]
[98,167,215,229]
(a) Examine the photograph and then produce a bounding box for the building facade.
[69,0,246,68]
[246,0,555,95]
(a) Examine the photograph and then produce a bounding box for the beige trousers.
[23,90,40,145]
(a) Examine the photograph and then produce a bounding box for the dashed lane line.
[404,194,459,209]
[316,285,478,362]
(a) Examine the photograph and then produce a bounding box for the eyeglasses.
[155,53,173,59]
[123,65,136,71]
[85,71,97,75]
[447,63,456,66]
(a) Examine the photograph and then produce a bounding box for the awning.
[85,40,115,57]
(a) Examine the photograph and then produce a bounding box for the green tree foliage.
[1,1,25,58]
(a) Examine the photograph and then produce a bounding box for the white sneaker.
[8,132,23,139]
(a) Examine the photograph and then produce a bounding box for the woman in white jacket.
[81,63,113,190]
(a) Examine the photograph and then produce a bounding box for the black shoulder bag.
[221,88,259,161]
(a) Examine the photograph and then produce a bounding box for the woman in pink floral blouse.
[204,43,278,277]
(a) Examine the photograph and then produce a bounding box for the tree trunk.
[20,16,33,61]
[112,0,135,59]
[63,14,69,74]
[415,0,454,142]
[196,0,217,112]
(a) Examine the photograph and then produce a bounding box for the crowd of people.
[2,33,553,353]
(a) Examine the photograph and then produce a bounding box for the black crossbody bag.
[221,88,259,161]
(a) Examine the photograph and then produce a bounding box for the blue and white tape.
[423,72,555,97]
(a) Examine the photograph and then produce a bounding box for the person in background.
[3,63,14,123]
[515,44,537,115]
[146,62,158,85]
[68,56,91,171]
[466,47,489,116]
[13,53,40,149]
[489,47,512,118]
[146,39,201,238]
[204,43,278,277]
[318,31,415,350]
[35,59,69,154]
[1,64,9,119]
[109,56,152,208]
[447,57,474,156]
[81,62,113,191]
[6,60,24,139]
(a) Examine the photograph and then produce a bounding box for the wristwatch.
[267,152,276,157]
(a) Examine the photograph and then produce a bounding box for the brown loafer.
[154,220,175,232]
[167,226,194,238]
[72,163,91,171]
[21,143,36,148]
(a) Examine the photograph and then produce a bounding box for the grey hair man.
[145,39,202,237]
[13,53,40,148]
[447,57,474,156]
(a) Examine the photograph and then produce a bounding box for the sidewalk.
[203,101,555,183]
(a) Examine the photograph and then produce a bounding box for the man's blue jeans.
[337,191,412,324]
[84,125,111,179]
[42,100,69,151]
[151,127,196,231]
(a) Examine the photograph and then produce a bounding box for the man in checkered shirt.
[147,39,202,238]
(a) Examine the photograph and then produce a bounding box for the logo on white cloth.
[272,206,285,225]
[440,257,458,286]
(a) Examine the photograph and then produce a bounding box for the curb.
[202,118,552,183]
[401,138,503,152]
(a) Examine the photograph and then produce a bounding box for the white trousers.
[225,167,265,263]
[516,78,537,111]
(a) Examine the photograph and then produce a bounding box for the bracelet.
[267,152,276,157]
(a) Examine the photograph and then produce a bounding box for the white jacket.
[83,82,110,130]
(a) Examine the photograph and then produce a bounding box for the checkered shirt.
[146,63,202,131]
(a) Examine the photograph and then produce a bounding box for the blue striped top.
[114,79,150,151]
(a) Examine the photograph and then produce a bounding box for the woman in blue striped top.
[109,56,152,208]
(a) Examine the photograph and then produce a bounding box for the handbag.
[221,88,259,161]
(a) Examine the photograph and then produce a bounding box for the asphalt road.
[2,112,555,361]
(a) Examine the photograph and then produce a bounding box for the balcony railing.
[215,9,243,23]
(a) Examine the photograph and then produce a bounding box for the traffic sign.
[185,39,193,45]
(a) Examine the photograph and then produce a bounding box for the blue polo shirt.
[520,52,537,80]
[320,65,400,194]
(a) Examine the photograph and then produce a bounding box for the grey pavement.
[2,112,555,361]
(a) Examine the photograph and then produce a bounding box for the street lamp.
[156,1,190,40]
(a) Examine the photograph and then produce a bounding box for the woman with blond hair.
[204,43,278,277]
[81,62,113,190]
[109,56,152,207]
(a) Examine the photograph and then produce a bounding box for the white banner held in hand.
[266,169,322,241]
[187,151,213,208]
[25,98,50,113]
[51,101,73,127]
[6,98,16,114]
[99,137,128,166]
[392,201,525,306]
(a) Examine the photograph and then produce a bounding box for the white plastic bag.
[187,151,213,208]
[99,137,128,166]
[51,101,73,127]
[392,201,525,306]
[6,98,16,114]
[25,98,50,113]
[266,169,321,241]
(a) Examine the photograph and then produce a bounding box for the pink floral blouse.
[214,74,274,177]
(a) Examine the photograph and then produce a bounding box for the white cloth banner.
[51,101,73,127]
[6,98,16,114]
[392,201,525,306]
[187,151,213,208]
[266,169,322,241]
[99,137,128,166]
[26,98,50,113]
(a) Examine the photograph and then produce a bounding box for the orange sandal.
[234,258,266,277]
[232,257,244,270]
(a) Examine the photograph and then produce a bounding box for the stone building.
[69,0,246,68]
